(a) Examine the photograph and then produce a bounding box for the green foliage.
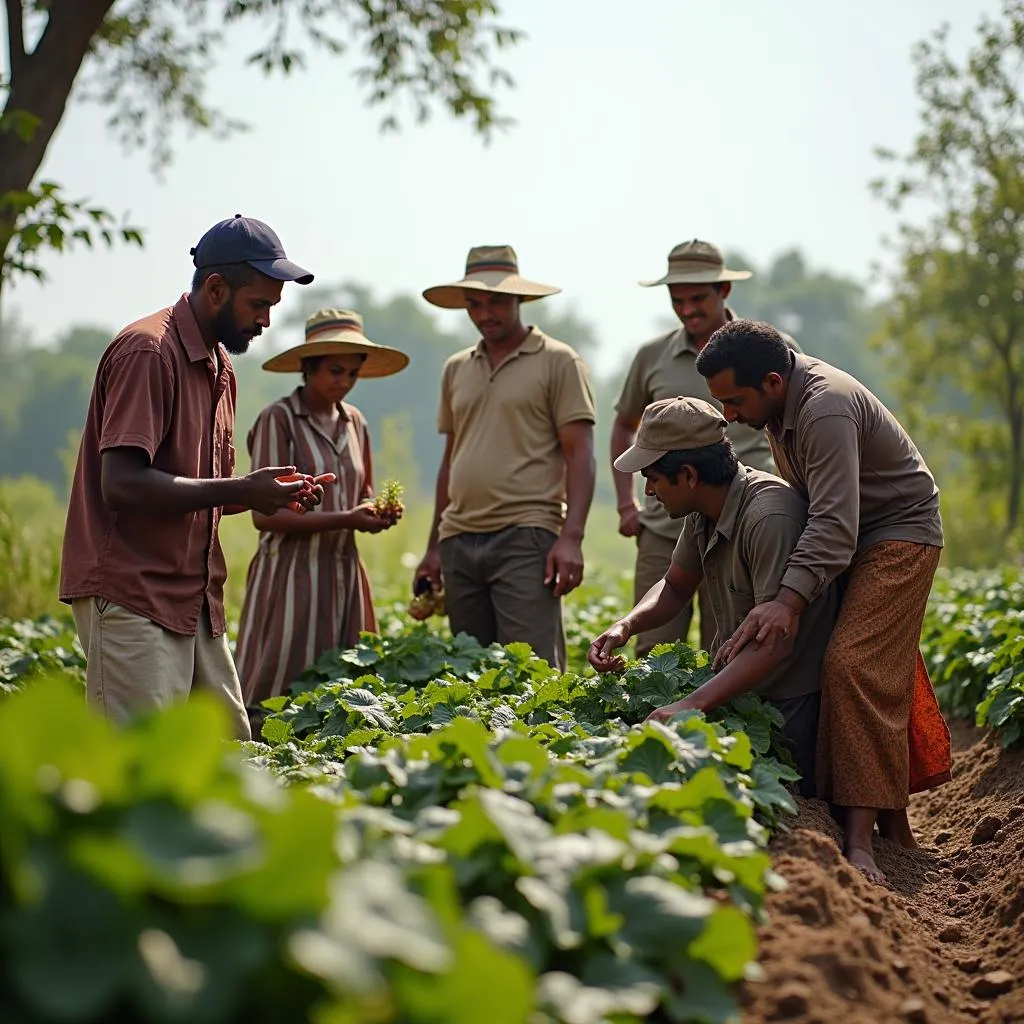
[0,176,144,287]
[82,0,521,171]
[0,679,391,1023]
[0,478,66,619]
[0,326,114,493]
[0,619,799,1023]
[0,616,84,696]
[6,564,1023,1021]
[921,568,1024,747]
[1,1,521,294]
[871,1,1024,541]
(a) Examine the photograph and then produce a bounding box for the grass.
[0,478,66,620]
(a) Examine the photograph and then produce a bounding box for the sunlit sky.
[2,0,1002,374]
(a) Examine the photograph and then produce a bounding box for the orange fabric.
[908,650,952,794]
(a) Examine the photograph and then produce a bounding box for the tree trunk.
[0,0,117,313]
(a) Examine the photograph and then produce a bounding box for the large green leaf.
[340,688,395,731]
[619,734,678,784]
[391,929,534,1024]
[664,960,741,1024]
[2,852,138,1019]
[688,905,757,981]
[537,965,661,1023]
[605,875,713,957]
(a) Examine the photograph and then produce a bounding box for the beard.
[213,300,261,355]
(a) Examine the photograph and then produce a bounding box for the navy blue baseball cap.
[190,214,314,285]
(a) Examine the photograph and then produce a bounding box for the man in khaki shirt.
[612,240,800,657]
[697,319,949,883]
[589,397,839,794]
[414,246,597,669]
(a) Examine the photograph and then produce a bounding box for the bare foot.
[878,809,919,849]
[845,843,887,885]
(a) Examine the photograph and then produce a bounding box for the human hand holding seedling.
[348,502,391,533]
[372,479,405,526]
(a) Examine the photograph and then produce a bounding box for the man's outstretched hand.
[588,621,631,673]
[645,696,700,723]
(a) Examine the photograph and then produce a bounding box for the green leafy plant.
[0,615,84,695]
[922,568,1024,746]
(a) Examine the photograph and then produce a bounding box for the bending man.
[589,396,838,794]
[696,319,951,883]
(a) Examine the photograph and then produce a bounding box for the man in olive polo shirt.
[612,239,801,658]
[413,245,597,670]
[589,396,838,794]
[60,215,320,739]
[696,319,950,883]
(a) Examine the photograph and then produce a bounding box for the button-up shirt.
[60,295,237,636]
[672,466,839,701]
[767,353,944,604]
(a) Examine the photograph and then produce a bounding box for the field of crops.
[920,569,1024,746]
[1,569,1022,1024]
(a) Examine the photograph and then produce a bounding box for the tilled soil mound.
[741,718,1024,1024]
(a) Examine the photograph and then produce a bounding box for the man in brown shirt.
[60,215,320,738]
[696,319,949,882]
[612,240,801,657]
[589,397,839,794]
[413,245,597,670]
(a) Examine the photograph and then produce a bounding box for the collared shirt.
[767,353,944,603]
[437,327,596,539]
[615,309,800,540]
[60,295,237,636]
[672,466,838,701]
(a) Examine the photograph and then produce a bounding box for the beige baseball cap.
[614,396,728,473]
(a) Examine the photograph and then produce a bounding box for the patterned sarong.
[816,541,951,809]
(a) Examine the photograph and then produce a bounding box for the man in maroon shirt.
[60,214,319,739]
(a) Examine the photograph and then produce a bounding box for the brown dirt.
[741,717,1024,1024]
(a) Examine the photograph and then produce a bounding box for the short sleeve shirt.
[615,310,800,540]
[59,295,237,637]
[671,466,839,701]
[767,354,945,603]
[437,327,596,539]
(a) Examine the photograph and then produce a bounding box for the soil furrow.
[741,718,1024,1024]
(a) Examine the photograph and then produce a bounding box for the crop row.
[920,568,1024,747]
[1,617,797,1023]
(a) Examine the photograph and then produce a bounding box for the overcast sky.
[2,0,1002,374]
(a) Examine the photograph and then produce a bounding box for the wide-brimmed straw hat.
[639,239,752,287]
[422,245,561,309]
[261,308,410,377]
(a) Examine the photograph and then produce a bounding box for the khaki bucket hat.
[422,244,561,309]
[261,308,410,377]
[639,239,753,287]
[614,396,728,473]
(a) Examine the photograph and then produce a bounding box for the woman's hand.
[348,502,393,533]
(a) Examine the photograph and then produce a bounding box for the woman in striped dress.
[235,308,410,705]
